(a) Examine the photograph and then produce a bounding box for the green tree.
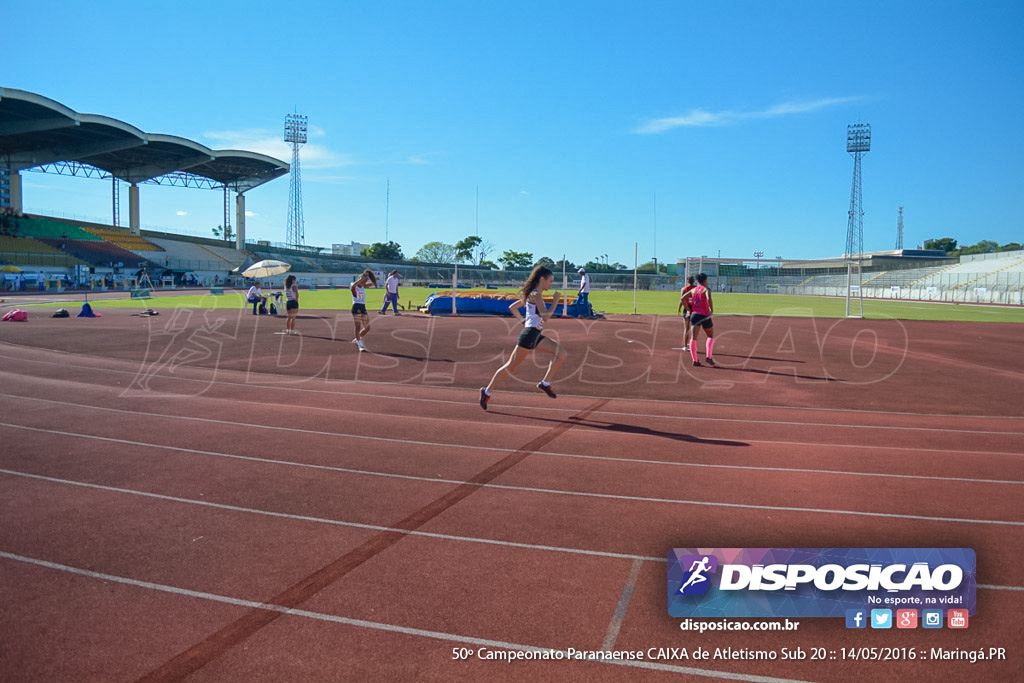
[959,240,998,255]
[361,241,404,260]
[414,241,456,263]
[499,250,533,269]
[923,237,958,254]
[454,235,482,264]
[211,224,234,242]
[639,260,668,273]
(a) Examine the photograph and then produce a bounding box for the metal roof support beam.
[236,192,246,250]
[0,117,77,137]
[9,170,22,213]
[9,137,147,172]
[120,153,214,184]
[129,182,140,235]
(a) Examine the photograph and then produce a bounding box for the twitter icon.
[870,609,892,629]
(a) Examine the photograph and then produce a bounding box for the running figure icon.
[678,556,713,594]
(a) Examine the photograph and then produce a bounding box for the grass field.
[19,286,1024,323]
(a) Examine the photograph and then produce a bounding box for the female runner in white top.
[479,265,567,409]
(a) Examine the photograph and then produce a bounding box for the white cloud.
[635,97,862,134]
[176,210,188,216]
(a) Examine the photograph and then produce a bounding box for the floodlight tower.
[844,122,870,317]
[284,113,308,246]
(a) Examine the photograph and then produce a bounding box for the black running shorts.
[517,326,545,349]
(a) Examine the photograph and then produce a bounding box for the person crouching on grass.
[679,272,716,366]
[479,265,567,410]
[350,269,377,351]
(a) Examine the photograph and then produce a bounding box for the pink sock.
[706,337,715,358]
[690,344,699,363]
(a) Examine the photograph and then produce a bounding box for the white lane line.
[2,426,1023,528]
[4,366,1023,438]
[4,403,1024,488]
[4,468,1023,596]
[3,347,1022,423]
[601,558,644,651]
[0,550,820,683]
[3,474,1021,592]
[0,468,649,562]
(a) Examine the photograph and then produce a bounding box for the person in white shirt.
[246,282,267,315]
[576,267,592,317]
[380,270,401,315]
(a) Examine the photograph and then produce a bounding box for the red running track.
[0,307,1021,682]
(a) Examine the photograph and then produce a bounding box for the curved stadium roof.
[0,87,288,192]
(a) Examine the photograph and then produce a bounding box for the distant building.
[333,241,370,257]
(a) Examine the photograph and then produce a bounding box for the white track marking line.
[2,345,1022,422]
[601,558,644,651]
[3,400,1023,486]
[0,550,816,683]
[1,431,1022,527]
[3,471,1021,591]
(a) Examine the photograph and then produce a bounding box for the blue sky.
[6,1,1023,267]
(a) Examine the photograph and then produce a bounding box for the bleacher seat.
[35,237,158,269]
[82,226,164,252]
[14,216,103,241]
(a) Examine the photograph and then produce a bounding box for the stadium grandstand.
[679,249,1024,305]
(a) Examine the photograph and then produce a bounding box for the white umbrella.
[241,260,291,279]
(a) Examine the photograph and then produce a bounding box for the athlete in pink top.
[680,272,716,367]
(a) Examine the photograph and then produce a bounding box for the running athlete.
[479,265,567,409]
[680,272,716,366]
[350,269,377,351]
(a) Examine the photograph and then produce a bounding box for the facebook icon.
[845,609,867,629]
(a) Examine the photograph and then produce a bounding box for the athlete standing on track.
[350,269,377,351]
[283,275,300,335]
[479,265,567,410]
[677,275,696,351]
[680,272,716,367]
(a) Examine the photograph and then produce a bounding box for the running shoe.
[693,361,701,367]
[706,357,716,367]
[682,345,690,351]
[537,382,557,398]
[479,388,489,410]
[357,339,367,352]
